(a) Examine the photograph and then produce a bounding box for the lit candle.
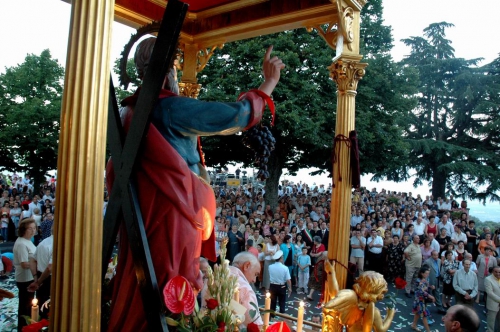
[234,288,240,303]
[296,301,304,332]
[31,297,39,322]
[264,292,271,328]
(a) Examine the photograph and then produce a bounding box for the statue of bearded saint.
[322,261,395,332]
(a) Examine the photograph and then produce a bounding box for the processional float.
[49,0,388,331]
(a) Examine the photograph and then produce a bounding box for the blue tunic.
[151,97,253,175]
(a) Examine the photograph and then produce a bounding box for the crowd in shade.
[210,182,500,332]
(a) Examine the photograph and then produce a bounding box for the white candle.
[296,301,304,332]
[31,297,39,322]
[234,288,240,303]
[264,292,271,328]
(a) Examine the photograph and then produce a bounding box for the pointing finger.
[264,45,274,61]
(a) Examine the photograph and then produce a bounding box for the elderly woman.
[387,235,405,282]
[309,235,326,266]
[13,218,37,331]
[476,246,498,304]
[306,251,328,305]
[441,250,459,309]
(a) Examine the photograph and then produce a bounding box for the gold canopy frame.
[51,0,367,330]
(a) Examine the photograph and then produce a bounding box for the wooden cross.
[101,1,188,331]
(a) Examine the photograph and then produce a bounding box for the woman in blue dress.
[411,266,435,332]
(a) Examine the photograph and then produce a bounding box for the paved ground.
[254,281,491,332]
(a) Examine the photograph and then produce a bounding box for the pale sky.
[1,0,499,208]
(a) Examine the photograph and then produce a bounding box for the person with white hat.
[268,249,292,317]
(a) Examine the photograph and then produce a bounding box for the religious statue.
[105,37,284,331]
[322,261,395,332]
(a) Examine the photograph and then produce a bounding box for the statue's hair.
[353,271,387,302]
[134,37,156,79]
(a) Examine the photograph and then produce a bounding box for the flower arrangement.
[164,239,248,331]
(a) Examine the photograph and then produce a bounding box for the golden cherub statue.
[322,261,395,332]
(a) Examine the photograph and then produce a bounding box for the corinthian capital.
[328,58,367,92]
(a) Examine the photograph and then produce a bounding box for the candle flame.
[178,281,186,301]
[299,301,304,307]
[266,292,270,298]
[32,298,38,306]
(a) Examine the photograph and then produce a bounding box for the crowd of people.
[0,174,55,331]
[211,183,500,332]
[1,170,499,331]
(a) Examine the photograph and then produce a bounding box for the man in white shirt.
[413,217,426,238]
[438,215,453,237]
[458,253,477,273]
[29,232,53,318]
[367,229,383,274]
[427,233,441,253]
[451,225,467,249]
[453,260,478,307]
[268,250,292,316]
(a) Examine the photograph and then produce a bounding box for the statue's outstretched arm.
[372,306,395,332]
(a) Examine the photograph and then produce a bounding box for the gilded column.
[327,57,366,290]
[50,0,114,331]
[324,0,367,294]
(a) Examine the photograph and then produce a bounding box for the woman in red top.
[424,216,438,238]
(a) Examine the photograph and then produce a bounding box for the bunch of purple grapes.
[242,124,276,180]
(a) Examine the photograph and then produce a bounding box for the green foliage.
[113,57,140,101]
[401,23,500,202]
[471,218,500,235]
[0,50,64,187]
[197,0,414,207]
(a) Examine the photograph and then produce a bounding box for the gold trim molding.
[197,44,224,72]
[310,22,339,51]
[178,82,202,99]
[329,58,367,92]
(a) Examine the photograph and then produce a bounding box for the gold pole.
[327,56,366,290]
[50,0,114,330]
[325,0,367,295]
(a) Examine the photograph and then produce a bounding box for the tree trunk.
[432,166,446,199]
[264,151,283,210]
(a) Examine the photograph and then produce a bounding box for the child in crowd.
[297,247,311,294]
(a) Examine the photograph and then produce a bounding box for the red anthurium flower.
[163,275,195,315]
[22,319,50,332]
[206,298,219,310]
[217,321,226,332]
[247,322,260,332]
[394,277,407,290]
[267,321,291,332]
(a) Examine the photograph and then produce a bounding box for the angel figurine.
[322,260,395,332]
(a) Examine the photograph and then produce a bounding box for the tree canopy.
[198,0,415,207]
[0,50,64,188]
[401,22,500,202]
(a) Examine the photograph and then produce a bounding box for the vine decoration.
[118,21,180,89]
